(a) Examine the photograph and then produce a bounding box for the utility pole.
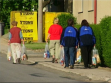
[38,0,43,42]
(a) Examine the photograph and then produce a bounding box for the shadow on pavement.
[27,62,38,65]
[20,62,38,65]
[44,61,52,62]
[30,73,45,77]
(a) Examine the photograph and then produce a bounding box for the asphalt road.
[0,52,106,83]
[0,52,83,83]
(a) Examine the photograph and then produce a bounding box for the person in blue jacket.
[78,19,96,69]
[60,19,78,69]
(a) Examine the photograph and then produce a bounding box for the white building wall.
[73,0,111,24]
[97,0,111,23]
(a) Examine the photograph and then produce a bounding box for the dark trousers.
[64,47,76,67]
[80,46,93,67]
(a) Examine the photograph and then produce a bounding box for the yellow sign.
[10,11,38,41]
[44,12,68,41]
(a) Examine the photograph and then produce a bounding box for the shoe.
[52,58,55,63]
[13,62,16,64]
[55,59,58,63]
[18,58,21,64]
[64,66,69,69]
[70,65,74,69]
[88,64,92,68]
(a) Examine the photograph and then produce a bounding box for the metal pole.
[38,0,43,42]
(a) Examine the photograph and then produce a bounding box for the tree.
[0,0,38,29]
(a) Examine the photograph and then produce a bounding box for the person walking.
[46,18,63,63]
[8,21,24,64]
[60,19,78,69]
[78,19,96,68]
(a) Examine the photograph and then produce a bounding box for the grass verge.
[25,42,46,50]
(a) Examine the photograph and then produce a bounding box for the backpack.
[61,26,77,46]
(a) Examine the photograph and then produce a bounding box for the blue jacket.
[78,26,96,47]
[60,26,78,47]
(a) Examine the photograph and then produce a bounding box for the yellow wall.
[10,11,38,42]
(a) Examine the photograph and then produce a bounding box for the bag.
[61,26,77,46]
[7,46,11,61]
[92,56,97,65]
[60,47,64,66]
[21,44,28,60]
[76,47,81,63]
[92,46,101,65]
[96,54,101,64]
[44,43,50,59]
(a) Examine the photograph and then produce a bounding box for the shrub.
[57,13,77,28]
[74,24,81,29]
[103,28,111,67]
[99,16,111,67]
[90,24,101,51]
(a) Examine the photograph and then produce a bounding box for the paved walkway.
[0,34,111,82]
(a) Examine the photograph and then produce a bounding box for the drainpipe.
[94,0,97,24]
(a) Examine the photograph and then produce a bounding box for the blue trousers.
[64,47,76,67]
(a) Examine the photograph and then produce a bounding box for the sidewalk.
[0,34,111,82]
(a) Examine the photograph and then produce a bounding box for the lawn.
[25,42,46,50]
[4,29,9,34]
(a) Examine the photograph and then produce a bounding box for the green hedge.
[74,24,81,29]
[57,13,77,28]
[90,24,101,55]
[99,16,111,67]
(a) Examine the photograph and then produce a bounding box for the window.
[88,0,94,12]
[78,0,83,13]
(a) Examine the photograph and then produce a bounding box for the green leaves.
[0,0,38,29]
[99,16,111,67]
[57,13,77,28]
